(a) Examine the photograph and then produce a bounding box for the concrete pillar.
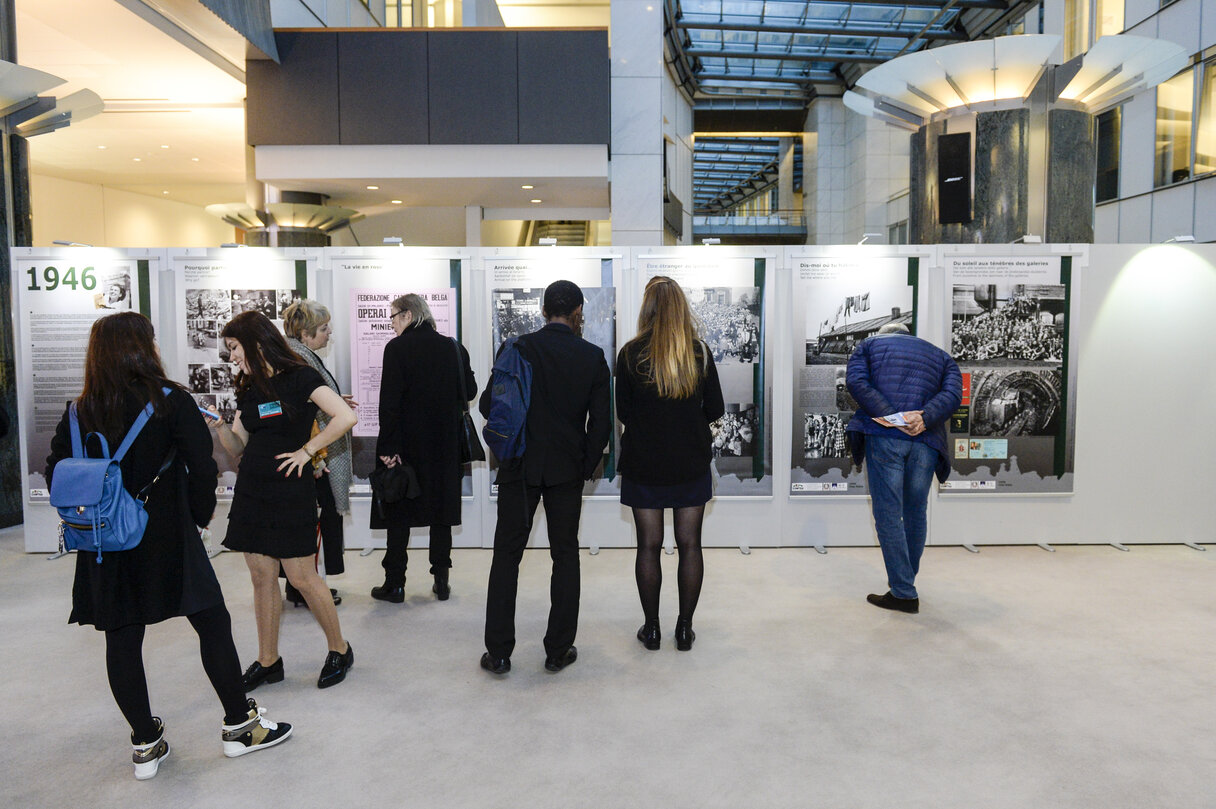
[777,137,795,213]
[465,205,482,246]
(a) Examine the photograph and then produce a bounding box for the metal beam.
[695,71,840,85]
[675,19,968,41]
[687,47,894,64]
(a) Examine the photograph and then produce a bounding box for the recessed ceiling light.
[366,185,379,190]
[97,145,106,150]
[521,184,534,190]
[530,199,542,203]
[162,190,169,195]
[132,157,141,162]
[191,157,200,162]
[391,200,402,204]
[160,145,169,149]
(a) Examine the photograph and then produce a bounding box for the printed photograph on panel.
[689,286,760,363]
[185,288,232,321]
[805,285,914,364]
[93,269,133,310]
[188,364,211,393]
[491,289,545,348]
[951,283,1065,364]
[277,288,303,318]
[968,368,1062,437]
[803,412,849,459]
[834,367,858,411]
[580,286,617,370]
[231,289,278,318]
[711,403,758,458]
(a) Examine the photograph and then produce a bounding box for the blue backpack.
[50,393,174,563]
[482,337,532,462]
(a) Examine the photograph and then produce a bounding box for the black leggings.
[632,506,706,623]
[104,604,247,743]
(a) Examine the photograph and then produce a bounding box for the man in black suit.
[479,280,611,675]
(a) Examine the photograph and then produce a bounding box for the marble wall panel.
[1046,109,1096,243]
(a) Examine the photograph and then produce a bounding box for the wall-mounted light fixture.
[1012,234,1043,244]
[701,237,720,245]
[858,233,881,244]
[1163,235,1195,243]
[383,237,404,245]
[51,240,93,247]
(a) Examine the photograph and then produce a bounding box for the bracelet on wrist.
[302,445,315,458]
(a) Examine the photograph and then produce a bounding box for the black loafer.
[242,657,284,692]
[866,591,919,614]
[286,585,341,608]
[637,620,660,651]
[480,652,510,675]
[370,583,405,603]
[675,617,695,651]
[544,646,578,673]
[317,643,354,689]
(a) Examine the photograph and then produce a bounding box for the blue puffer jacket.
[845,333,962,482]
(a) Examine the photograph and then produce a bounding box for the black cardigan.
[615,339,725,486]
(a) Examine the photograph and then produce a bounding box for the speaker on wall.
[938,132,972,224]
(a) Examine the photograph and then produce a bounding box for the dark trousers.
[382,524,453,585]
[484,478,583,659]
[316,476,344,575]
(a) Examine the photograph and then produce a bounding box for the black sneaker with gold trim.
[222,699,292,758]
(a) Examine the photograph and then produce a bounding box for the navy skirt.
[620,470,713,509]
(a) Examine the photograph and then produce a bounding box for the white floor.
[2,526,1213,808]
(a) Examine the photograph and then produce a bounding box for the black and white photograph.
[690,286,760,363]
[209,364,234,391]
[185,288,232,321]
[803,412,849,460]
[188,363,211,394]
[968,368,1062,437]
[711,403,758,458]
[834,367,858,411]
[805,284,914,365]
[580,286,617,371]
[277,288,303,318]
[193,393,217,414]
[185,319,217,364]
[231,289,278,319]
[951,283,1065,364]
[216,392,238,425]
[491,289,545,350]
[93,269,132,310]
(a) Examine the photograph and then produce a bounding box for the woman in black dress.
[211,311,357,689]
[46,313,291,780]
[616,277,725,651]
[371,293,476,603]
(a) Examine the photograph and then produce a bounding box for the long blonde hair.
[629,276,702,399]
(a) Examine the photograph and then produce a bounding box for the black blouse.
[615,339,726,486]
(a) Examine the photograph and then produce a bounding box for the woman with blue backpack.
[45,312,292,780]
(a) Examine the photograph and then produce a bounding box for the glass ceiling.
[694,136,802,211]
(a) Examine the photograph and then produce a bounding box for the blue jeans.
[864,434,938,599]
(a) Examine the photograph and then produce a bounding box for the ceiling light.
[132,157,141,162]
[366,185,379,190]
[530,199,542,203]
[97,145,106,150]
[160,144,169,149]
[521,185,534,190]
[391,200,402,204]
[191,157,199,162]
[162,190,169,195]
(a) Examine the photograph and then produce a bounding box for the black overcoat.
[371,321,476,528]
[46,385,222,631]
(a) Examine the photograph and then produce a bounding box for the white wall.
[330,206,469,247]
[30,175,233,248]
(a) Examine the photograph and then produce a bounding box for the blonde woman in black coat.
[616,277,725,651]
[46,313,290,781]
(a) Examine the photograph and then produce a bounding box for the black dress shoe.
[432,572,451,601]
[675,617,695,651]
[317,643,354,689]
[544,646,578,673]
[370,583,405,603]
[480,652,510,675]
[637,619,660,651]
[866,591,920,614]
[242,657,284,691]
[286,584,341,608]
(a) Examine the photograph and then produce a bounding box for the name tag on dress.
[258,401,283,419]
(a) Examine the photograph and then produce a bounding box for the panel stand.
[1183,541,1206,551]
[813,544,827,555]
[1110,542,1130,552]
[47,549,68,561]
[739,544,751,555]
[207,546,223,559]
[664,543,674,555]
[962,543,979,553]
[1036,542,1056,552]
[589,544,600,555]
[359,547,375,557]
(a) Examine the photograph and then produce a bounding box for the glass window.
[1095,0,1123,38]
[1096,107,1121,202]
[1064,0,1091,60]
[1196,61,1216,177]
[1155,70,1194,187]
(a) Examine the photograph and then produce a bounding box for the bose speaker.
[937,133,972,225]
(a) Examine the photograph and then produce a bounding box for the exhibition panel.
[12,243,1216,553]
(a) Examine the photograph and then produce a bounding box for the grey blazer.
[286,336,352,513]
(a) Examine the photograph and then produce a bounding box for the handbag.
[369,462,420,519]
[452,337,486,463]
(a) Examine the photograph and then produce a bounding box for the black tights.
[632,506,705,623]
[104,604,248,743]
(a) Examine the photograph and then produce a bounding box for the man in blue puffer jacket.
[846,323,962,614]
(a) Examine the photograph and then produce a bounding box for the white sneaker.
[222,699,293,758]
[132,718,170,780]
